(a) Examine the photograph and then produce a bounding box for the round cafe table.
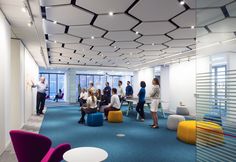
[63,147,108,162]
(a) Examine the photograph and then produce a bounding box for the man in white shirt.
[79,88,88,107]
[117,80,124,101]
[104,88,121,120]
[31,77,48,115]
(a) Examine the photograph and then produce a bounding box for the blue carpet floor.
[39,106,195,162]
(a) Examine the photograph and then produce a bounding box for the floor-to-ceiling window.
[39,73,65,99]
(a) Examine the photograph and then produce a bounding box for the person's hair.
[89,90,95,102]
[118,80,122,85]
[127,81,130,84]
[90,82,94,86]
[59,89,62,93]
[106,82,109,85]
[112,88,117,94]
[140,81,146,88]
[97,89,101,97]
[153,78,160,86]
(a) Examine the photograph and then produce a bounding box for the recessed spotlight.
[21,7,27,13]
[108,11,114,16]
[135,31,139,35]
[91,36,95,39]
[180,0,185,5]
[152,43,155,46]
[82,49,85,52]
[27,22,32,27]
[130,52,133,55]
[54,40,57,43]
[53,21,57,24]
[191,25,195,29]
[114,46,117,49]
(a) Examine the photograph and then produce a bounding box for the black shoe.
[40,112,44,115]
[149,124,154,127]
[36,113,40,116]
[78,120,85,124]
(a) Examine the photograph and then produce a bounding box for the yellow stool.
[108,110,123,123]
[177,120,196,145]
[197,121,224,145]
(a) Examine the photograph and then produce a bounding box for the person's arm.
[108,96,114,107]
[150,87,156,97]
[31,80,37,88]
[137,89,141,97]
[130,86,133,95]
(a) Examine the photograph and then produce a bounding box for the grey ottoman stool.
[167,115,185,130]
[176,106,190,116]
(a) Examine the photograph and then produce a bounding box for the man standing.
[126,81,133,98]
[31,77,48,115]
[117,80,125,101]
[103,82,111,104]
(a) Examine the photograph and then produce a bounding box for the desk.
[125,98,166,119]
[63,147,108,162]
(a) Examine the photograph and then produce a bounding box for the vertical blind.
[196,69,236,161]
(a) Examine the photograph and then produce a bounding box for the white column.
[65,69,77,103]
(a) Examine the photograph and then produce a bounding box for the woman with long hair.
[149,78,160,128]
[78,90,97,124]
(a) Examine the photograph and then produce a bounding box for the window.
[80,75,87,89]
[86,75,94,88]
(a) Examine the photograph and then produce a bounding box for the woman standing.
[136,81,146,122]
[150,78,160,129]
[78,90,97,124]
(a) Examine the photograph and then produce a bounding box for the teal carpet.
[39,106,195,162]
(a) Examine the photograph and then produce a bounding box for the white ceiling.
[1,0,236,69]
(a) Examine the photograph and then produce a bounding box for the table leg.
[126,101,131,116]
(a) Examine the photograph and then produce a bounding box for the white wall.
[167,60,196,115]
[0,9,11,154]
[133,68,154,97]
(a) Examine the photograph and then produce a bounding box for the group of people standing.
[78,78,161,129]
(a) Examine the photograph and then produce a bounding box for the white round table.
[63,147,108,162]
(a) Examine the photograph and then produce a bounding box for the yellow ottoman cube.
[177,120,196,145]
[197,121,224,145]
[108,110,123,123]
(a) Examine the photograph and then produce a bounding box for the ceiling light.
[180,0,185,5]
[152,43,155,46]
[191,25,195,29]
[21,7,27,13]
[91,36,95,39]
[135,31,139,35]
[108,11,114,16]
[130,52,133,55]
[114,46,117,49]
[54,40,57,43]
[53,21,57,24]
[27,22,32,27]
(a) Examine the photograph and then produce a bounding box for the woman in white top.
[104,88,121,120]
[79,88,88,107]
[149,78,161,129]
[78,90,97,124]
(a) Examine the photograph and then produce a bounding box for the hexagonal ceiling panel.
[50,47,74,54]
[138,44,166,51]
[208,18,236,33]
[163,47,189,53]
[76,0,135,14]
[172,9,196,27]
[94,14,139,31]
[136,35,171,44]
[197,8,225,26]
[134,21,176,35]
[197,33,235,44]
[46,5,94,25]
[46,42,62,48]
[117,48,143,54]
[129,0,185,21]
[141,51,162,56]
[226,1,236,17]
[68,25,106,38]
[165,39,195,47]
[83,38,113,46]
[92,46,117,52]
[168,28,196,39]
[48,34,81,43]
[112,41,141,48]
[43,20,65,34]
[40,0,71,6]
[64,43,91,51]
[104,31,139,41]
[196,28,209,37]
[196,0,233,8]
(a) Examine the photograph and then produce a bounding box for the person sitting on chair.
[79,88,88,107]
[78,90,97,124]
[104,88,121,120]
[54,89,63,102]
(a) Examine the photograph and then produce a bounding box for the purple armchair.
[9,130,71,162]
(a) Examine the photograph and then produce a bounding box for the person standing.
[149,78,161,129]
[103,82,111,104]
[89,82,96,94]
[78,90,97,124]
[126,81,133,98]
[117,80,125,101]
[31,77,48,115]
[104,88,121,120]
[136,81,146,122]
